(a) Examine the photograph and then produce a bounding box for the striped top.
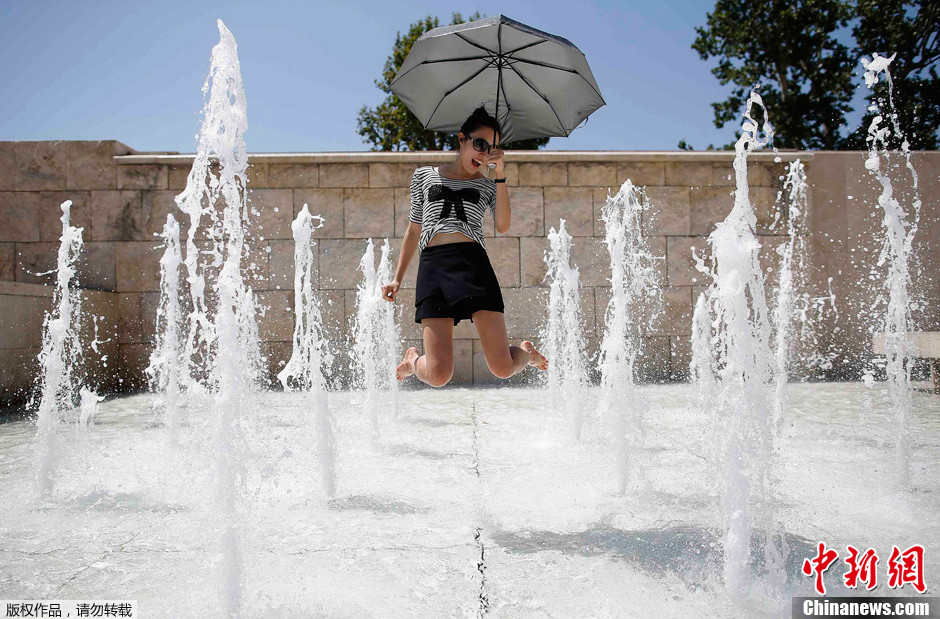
[409,165,497,252]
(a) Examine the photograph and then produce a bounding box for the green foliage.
[692,0,856,150]
[692,0,939,150]
[357,13,550,152]
[840,0,940,150]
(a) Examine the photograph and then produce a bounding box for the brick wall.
[0,141,937,400]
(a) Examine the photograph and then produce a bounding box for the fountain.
[691,89,787,605]
[145,214,184,437]
[350,237,401,441]
[541,219,590,441]
[277,204,338,496]
[860,52,922,487]
[596,180,662,495]
[2,26,937,616]
[33,200,86,498]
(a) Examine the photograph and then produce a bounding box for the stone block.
[544,186,594,236]
[294,187,345,238]
[246,161,268,188]
[486,236,520,288]
[244,241,272,291]
[503,186,543,237]
[713,161,785,187]
[15,241,115,290]
[636,335,671,382]
[502,162,520,186]
[667,236,710,287]
[0,346,43,406]
[670,335,692,380]
[0,192,40,242]
[38,191,92,241]
[249,188,293,240]
[0,143,14,191]
[0,244,12,280]
[67,141,123,190]
[268,163,318,188]
[141,190,190,240]
[15,141,67,190]
[645,186,691,236]
[117,293,143,345]
[369,162,412,188]
[255,289,295,341]
[115,343,152,392]
[319,239,371,290]
[0,292,49,349]
[664,161,714,187]
[645,286,693,337]
[344,188,394,238]
[690,186,733,236]
[808,153,848,252]
[91,190,145,241]
[167,165,191,190]
[568,162,617,187]
[115,241,162,292]
[517,162,567,186]
[618,161,665,187]
[117,165,168,190]
[520,235,610,289]
[268,239,313,290]
[519,236,549,287]
[319,163,369,188]
[753,186,785,235]
[502,286,549,339]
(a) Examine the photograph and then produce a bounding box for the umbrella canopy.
[390,14,606,146]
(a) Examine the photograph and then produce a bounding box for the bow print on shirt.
[428,184,480,223]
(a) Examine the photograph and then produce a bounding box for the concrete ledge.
[872,332,940,358]
[114,149,818,166]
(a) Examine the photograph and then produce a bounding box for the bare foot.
[396,346,420,381]
[521,340,548,371]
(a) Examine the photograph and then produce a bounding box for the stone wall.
[0,141,937,401]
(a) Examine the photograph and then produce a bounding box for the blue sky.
[0,0,870,152]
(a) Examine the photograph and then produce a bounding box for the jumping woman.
[382,106,549,386]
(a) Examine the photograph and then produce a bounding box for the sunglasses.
[463,136,494,153]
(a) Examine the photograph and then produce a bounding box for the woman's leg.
[396,317,455,386]
[471,310,548,378]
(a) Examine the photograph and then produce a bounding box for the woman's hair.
[459,105,501,142]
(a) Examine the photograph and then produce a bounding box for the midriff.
[426,230,476,247]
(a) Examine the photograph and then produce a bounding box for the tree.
[691,0,856,150]
[357,13,550,152]
[840,0,940,150]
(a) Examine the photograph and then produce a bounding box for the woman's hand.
[485,148,505,177]
[381,280,400,302]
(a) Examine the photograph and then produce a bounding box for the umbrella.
[390,14,606,148]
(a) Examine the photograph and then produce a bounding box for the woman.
[382,106,549,386]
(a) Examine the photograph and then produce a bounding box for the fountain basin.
[0,383,937,616]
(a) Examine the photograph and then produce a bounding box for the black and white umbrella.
[390,14,606,147]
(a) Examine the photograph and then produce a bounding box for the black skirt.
[414,241,505,325]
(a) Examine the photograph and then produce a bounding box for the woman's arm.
[486,148,510,234]
[394,222,420,284]
[382,221,420,302]
[494,181,510,234]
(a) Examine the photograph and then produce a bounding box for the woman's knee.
[488,359,514,379]
[425,358,454,387]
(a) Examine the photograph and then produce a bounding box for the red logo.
[887,545,926,593]
[803,542,839,595]
[844,546,879,590]
[802,542,926,595]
